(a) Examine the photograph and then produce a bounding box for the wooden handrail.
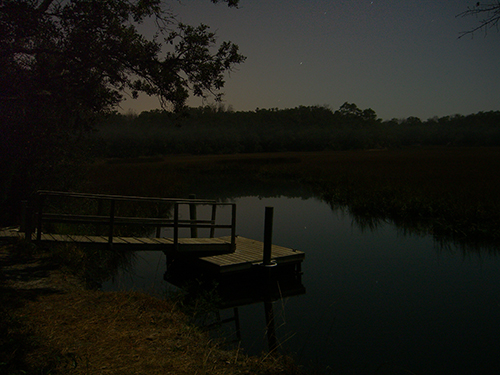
[25,191,237,248]
[35,190,217,204]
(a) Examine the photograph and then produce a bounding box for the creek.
[103,190,500,374]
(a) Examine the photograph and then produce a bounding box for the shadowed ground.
[0,239,307,374]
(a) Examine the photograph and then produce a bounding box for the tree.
[0,0,245,223]
[458,1,500,37]
[334,102,380,126]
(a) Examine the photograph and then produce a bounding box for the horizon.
[119,1,500,121]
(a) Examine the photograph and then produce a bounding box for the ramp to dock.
[0,228,233,255]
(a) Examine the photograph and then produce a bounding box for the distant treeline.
[89,103,500,157]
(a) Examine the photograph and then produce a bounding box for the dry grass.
[0,242,307,375]
[19,290,276,374]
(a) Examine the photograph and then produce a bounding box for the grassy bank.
[83,146,500,248]
[0,241,306,375]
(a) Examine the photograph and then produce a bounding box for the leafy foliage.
[0,0,244,224]
[91,104,500,157]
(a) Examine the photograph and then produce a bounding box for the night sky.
[124,0,500,120]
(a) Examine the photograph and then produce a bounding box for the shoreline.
[0,239,306,374]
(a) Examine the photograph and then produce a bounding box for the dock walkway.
[2,191,304,275]
[0,228,304,275]
[198,236,304,274]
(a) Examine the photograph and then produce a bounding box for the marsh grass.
[84,147,500,248]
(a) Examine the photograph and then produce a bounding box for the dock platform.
[0,229,304,274]
[0,227,232,255]
[2,191,305,277]
[197,236,304,274]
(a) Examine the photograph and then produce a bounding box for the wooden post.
[189,194,197,238]
[108,199,115,246]
[210,204,217,238]
[20,200,27,233]
[22,200,33,243]
[36,193,45,243]
[174,202,179,252]
[97,198,104,236]
[263,207,274,266]
[156,202,165,238]
[231,204,237,251]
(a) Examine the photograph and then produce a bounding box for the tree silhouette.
[0,0,245,223]
[458,2,500,37]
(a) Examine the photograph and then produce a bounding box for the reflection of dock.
[166,256,305,352]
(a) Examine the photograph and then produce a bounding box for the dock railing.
[23,191,236,251]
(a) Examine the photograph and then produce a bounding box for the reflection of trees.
[184,169,500,255]
[182,171,317,202]
[327,200,500,256]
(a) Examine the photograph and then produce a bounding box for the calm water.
[103,195,500,374]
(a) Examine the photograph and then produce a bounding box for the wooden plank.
[108,236,127,244]
[88,236,109,244]
[177,237,229,244]
[0,229,22,239]
[43,233,64,242]
[67,235,94,243]
[198,236,304,274]
[118,237,146,245]
[134,237,160,245]
[1,227,302,273]
[153,238,174,245]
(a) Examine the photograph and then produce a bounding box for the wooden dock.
[2,191,305,276]
[197,236,304,274]
[0,227,233,255]
[0,228,304,274]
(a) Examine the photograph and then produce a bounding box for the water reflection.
[103,193,500,374]
[165,259,306,353]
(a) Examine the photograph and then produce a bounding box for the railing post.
[97,198,104,236]
[263,207,274,266]
[210,204,217,238]
[174,202,179,252]
[36,193,45,243]
[189,194,197,238]
[20,200,27,233]
[108,199,115,246]
[231,204,237,251]
[21,200,33,243]
[155,202,160,238]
